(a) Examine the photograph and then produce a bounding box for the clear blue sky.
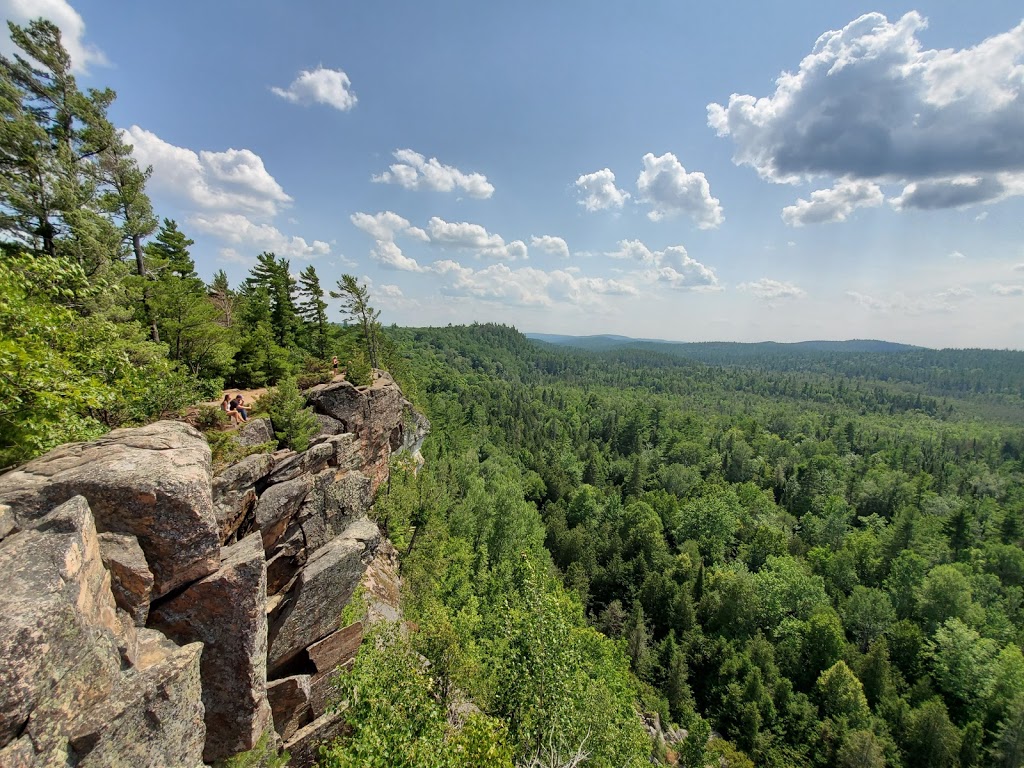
[5,1,1023,347]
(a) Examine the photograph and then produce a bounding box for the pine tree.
[330,273,381,368]
[297,264,329,359]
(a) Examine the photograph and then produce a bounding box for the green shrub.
[296,356,333,390]
[195,404,227,431]
[259,377,319,452]
[345,348,372,388]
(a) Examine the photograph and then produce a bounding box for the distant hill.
[526,333,923,354]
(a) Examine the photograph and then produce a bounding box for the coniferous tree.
[331,273,381,368]
[296,264,329,359]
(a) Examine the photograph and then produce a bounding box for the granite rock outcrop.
[0,374,423,766]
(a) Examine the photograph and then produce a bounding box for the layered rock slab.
[267,518,380,674]
[0,421,219,597]
[148,533,272,762]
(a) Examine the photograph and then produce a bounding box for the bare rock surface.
[98,532,153,626]
[236,417,274,447]
[0,497,123,753]
[283,710,348,768]
[266,675,312,742]
[254,474,312,551]
[69,640,206,768]
[148,533,272,762]
[267,518,380,674]
[0,421,219,597]
[305,375,410,493]
[212,452,276,544]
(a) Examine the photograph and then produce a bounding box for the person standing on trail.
[332,355,339,377]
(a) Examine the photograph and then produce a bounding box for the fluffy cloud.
[123,126,292,217]
[431,260,636,307]
[0,0,107,72]
[190,213,330,261]
[636,153,724,227]
[575,168,630,211]
[738,278,806,300]
[991,284,1024,296]
[530,235,570,259]
[370,240,423,272]
[372,149,494,199]
[377,284,404,299]
[350,211,429,272]
[350,211,428,242]
[1014,264,1024,272]
[271,66,357,111]
[427,217,527,261]
[608,239,720,290]
[708,12,1024,209]
[782,179,884,226]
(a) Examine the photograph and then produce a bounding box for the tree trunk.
[132,231,160,344]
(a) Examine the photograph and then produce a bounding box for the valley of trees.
[367,323,1024,767]
[3,17,1024,768]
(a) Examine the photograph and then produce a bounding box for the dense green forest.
[348,322,1024,767]
[4,18,1024,768]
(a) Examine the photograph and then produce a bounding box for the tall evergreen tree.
[297,264,329,359]
[0,19,120,272]
[331,273,381,368]
[246,252,298,349]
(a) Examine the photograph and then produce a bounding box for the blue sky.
[4,1,1024,348]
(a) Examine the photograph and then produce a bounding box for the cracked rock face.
[0,421,220,598]
[267,518,380,674]
[148,534,271,762]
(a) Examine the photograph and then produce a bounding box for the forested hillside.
[375,323,1024,768]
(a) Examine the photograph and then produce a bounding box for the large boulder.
[211,452,276,544]
[254,474,312,551]
[267,518,380,674]
[148,533,272,763]
[0,497,124,754]
[236,417,274,447]
[0,421,219,597]
[68,640,206,768]
[283,711,348,768]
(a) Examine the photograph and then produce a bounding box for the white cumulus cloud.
[575,168,630,211]
[608,239,720,290]
[0,0,107,72]
[350,211,429,242]
[427,217,527,261]
[431,260,636,307]
[636,152,724,227]
[782,179,884,226]
[271,66,357,111]
[123,126,292,217]
[530,235,570,259]
[350,211,429,272]
[738,278,807,300]
[708,12,1024,210]
[190,213,330,261]
[372,149,494,199]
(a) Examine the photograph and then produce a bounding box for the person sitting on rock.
[222,394,244,427]
[231,394,249,422]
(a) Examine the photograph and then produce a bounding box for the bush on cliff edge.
[259,378,319,452]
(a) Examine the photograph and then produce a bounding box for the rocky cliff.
[0,374,428,767]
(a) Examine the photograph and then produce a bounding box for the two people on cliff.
[221,394,248,426]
